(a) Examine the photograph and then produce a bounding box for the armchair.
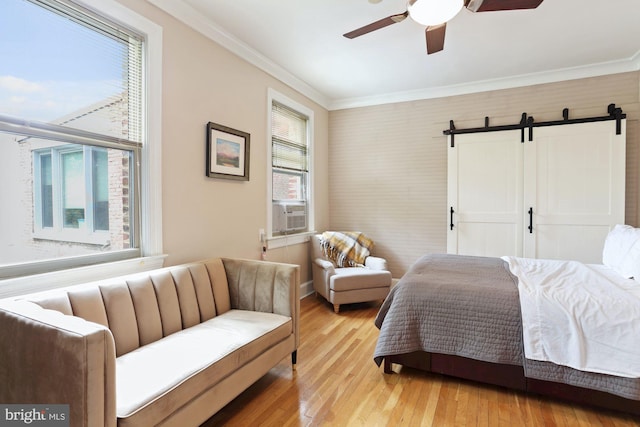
[310,234,392,313]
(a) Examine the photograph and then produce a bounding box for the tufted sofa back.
[25,258,295,358]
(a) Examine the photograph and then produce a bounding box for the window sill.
[33,229,110,246]
[267,231,316,249]
[0,255,167,299]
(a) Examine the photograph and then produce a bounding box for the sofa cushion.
[149,270,183,337]
[127,277,163,346]
[100,282,140,357]
[189,263,217,321]
[171,267,201,328]
[115,309,292,425]
[67,287,109,327]
[206,259,231,314]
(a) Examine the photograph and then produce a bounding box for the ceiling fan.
[343,0,544,54]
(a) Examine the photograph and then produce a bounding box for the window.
[268,91,313,238]
[0,0,159,280]
[32,144,131,245]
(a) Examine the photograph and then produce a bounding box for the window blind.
[1,0,143,144]
[272,102,308,172]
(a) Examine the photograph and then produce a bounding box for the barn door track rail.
[444,103,625,147]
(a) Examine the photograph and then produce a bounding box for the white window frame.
[33,145,112,245]
[267,89,314,248]
[0,0,164,297]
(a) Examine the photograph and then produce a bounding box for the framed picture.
[206,122,250,181]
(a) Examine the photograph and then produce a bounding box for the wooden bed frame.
[383,352,640,416]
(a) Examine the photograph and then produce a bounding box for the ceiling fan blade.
[425,23,446,54]
[343,11,408,39]
[465,0,543,12]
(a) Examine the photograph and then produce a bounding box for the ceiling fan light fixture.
[407,0,463,26]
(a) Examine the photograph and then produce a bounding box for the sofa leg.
[333,304,339,314]
[291,350,297,370]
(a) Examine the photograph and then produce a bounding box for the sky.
[0,0,129,122]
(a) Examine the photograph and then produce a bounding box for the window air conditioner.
[273,202,307,233]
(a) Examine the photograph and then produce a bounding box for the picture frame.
[206,122,250,181]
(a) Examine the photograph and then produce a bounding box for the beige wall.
[117,0,331,284]
[329,72,640,278]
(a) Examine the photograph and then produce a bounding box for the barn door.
[523,120,626,263]
[447,130,524,257]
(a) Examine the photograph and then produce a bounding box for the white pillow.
[602,224,640,279]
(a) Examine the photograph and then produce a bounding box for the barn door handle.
[450,207,455,230]
[528,207,533,234]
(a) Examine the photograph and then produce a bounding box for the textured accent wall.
[329,71,640,278]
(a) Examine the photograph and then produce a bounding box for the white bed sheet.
[502,256,640,378]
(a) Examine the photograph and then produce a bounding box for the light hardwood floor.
[202,295,640,426]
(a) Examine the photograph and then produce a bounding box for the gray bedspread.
[374,254,523,367]
[373,253,640,401]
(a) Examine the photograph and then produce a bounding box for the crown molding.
[632,48,640,70]
[147,0,330,109]
[329,54,640,110]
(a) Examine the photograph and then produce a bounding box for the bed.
[373,226,640,415]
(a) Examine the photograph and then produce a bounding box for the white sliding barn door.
[523,120,626,263]
[447,130,524,257]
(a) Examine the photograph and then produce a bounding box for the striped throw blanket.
[320,231,374,267]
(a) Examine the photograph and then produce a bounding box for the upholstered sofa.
[0,258,299,427]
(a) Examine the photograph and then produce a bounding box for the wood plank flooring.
[202,295,640,426]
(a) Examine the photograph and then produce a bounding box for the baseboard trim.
[300,280,314,298]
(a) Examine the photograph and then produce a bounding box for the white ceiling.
[149,0,640,110]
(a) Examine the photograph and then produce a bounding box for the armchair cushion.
[331,268,392,292]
